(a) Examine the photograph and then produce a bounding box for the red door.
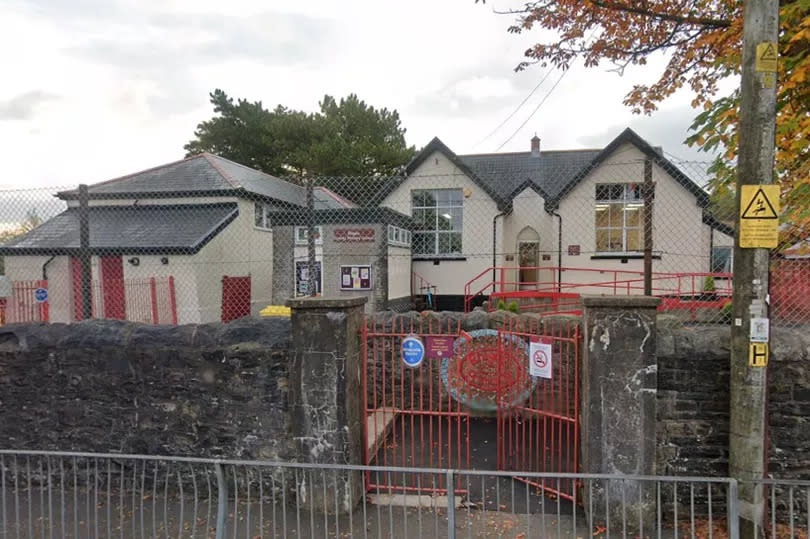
[221,275,251,322]
[70,257,87,320]
[100,256,126,320]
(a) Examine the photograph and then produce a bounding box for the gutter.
[550,207,562,293]
[492,211,508,295]
[42,255,56,280]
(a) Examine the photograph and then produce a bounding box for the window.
[295,226,323,245]
[254,202,272,230]
[412,189,463,256]
[711,246,733,273]
[387,225,411,247]
[595,184,644,253]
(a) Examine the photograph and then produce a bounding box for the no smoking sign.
[529,340,552,379]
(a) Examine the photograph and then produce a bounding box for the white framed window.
[295,226,323,245]
[387,225,411,247]
[411,189,463,256]
[595,184,644,253]
[254,202,272,230]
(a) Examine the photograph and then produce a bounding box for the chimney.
[530,135,541,157]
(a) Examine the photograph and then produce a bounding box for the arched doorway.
[517,226,540,290]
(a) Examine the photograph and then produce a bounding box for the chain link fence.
[0,141,805,328]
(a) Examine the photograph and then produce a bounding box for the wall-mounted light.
[128,257,140,266]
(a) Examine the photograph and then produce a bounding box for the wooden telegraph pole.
[729,0,779,536]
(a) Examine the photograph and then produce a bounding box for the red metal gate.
[100,256,126,320]
[363,314,469,494]
[497,317,580,500]
[221,275,251,322]
[362,314,580,499]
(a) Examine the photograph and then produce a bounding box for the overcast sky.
[1,0,724,190]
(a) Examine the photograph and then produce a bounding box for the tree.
[0,209,42,275]
[485,0,809,240]
[185,90,416,180]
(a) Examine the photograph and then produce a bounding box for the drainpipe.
[41,255,56,280]
[492,211,507,295]
[550,208,562,293]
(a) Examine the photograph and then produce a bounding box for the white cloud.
[1,0,723,189]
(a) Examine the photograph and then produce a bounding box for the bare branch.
[589,0,732,28]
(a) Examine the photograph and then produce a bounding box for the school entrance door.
[362,315,580,500]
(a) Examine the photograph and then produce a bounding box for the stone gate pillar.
[287,296,367,514]
[581,296,661,532]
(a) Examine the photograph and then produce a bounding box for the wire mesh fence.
[0,140,805,328]
[0,450,751,539]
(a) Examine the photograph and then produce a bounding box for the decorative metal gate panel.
[497,317,580,500]
[362,314,580,499]
[362,314,469,494]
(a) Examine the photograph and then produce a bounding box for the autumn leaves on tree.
[489,0,809,243]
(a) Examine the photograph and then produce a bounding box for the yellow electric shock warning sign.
[750,342,769,367]
[756,42,778,72]
[739,185,780,248]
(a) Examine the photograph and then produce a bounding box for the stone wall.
[0,318,293,460]
[656,318,810,479]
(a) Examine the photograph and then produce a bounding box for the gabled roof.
[56,153,356,210]
[373,128,712,213]
[554,127,710,208]
[372,137,511,209]
[459,148,600,206]
[0,203,239,255]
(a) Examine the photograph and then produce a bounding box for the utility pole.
[78,184,92,320]
[306,176,317,297]
[643,158,654,296]
[729,0,779,536]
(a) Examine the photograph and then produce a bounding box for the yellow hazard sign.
[749,342,769,367]
[756,42,778,72]
[739,185,780,248]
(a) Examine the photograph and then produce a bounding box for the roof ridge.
[66,201,239,211]
[459,148,602,158]
[85,153,209,189]
[201,153,242,189]
[205,153,306,193]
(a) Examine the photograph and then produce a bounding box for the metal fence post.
[446,470,456,539]
[214,462,228,539]
[727,479,740,539]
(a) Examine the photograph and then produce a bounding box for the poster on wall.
[340,265,372,290]
[295,261,322,297]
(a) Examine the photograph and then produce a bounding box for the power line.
[494,66,572,152]
[474,68,557,148]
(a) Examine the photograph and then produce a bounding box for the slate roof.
[373,128,711,212]
[0,203,239,255]
[56,153,355,210]
[458,149,601,203]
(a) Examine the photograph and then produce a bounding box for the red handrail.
[462,265,734,314]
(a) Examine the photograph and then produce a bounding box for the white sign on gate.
[529,340,552,379]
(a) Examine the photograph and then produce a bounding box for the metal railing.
[2,450,783,538]
[744,478,810,539]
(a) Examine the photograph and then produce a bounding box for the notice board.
[340,265,372,290]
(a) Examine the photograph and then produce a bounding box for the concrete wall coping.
[287,296,369,310]
[582,295,662,309]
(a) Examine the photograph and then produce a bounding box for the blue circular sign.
[401,336,425,368]
[34,288,48,303]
